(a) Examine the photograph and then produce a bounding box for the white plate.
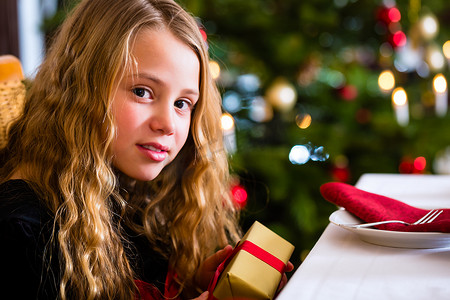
[329,209,450,249]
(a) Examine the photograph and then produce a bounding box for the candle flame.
[221,113,235,131]
[392,87,407,106]
[433,74,447,93]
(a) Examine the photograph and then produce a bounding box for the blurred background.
[3,0,450,268]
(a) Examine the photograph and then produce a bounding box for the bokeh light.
[310,146,329,162]
[339,85,358,101]
[443,40,450,59]
[265,78,297,112]
[209,60,221,80]
[414,156,426,171]
[221,113,235,131]
[394,43,422,72]
[399,157,414,173]
[428,48,445,70]
[295,113,312,129]
[391,31,406,47]
[433,74,447,93]
[222,91,242,113]
[231,185,248,208]
[279,87,296,104]
[392,87,407,106]
[249,96,273,123]
[420,14,438,39]
[378,70,395,91]
[387,7,401,23]
[289,145,310,165]
[236,74,260,93]
[289,144,329,165]
[416,61,430,78]
[199,28,207,42]
[400,156,427,173]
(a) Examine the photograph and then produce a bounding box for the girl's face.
[111,27,200,181]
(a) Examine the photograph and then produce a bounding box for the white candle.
[433,74,448,117]
[392,87,409,126]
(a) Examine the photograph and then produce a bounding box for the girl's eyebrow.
[130,72,163,85]
[183,89,200,99]
[131,72,200,98]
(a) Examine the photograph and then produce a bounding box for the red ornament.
[231,184,248,209]
[199,28,207,42]
[390,31,407,48]
[387,7,401,23]
[399,156,427,174]
[331,166,351,182]
[377,6,401,24]
[338,85,358,101]
[398,160,414,174]
[414,156,426,172]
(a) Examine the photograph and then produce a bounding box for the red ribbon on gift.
[207,240,286,300]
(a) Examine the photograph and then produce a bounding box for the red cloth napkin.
[320,182,450,233]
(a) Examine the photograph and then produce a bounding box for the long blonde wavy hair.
[0,0,241,298]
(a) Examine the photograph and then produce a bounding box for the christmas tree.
[177,0,450,266]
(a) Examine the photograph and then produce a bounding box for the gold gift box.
[213,221,295,300]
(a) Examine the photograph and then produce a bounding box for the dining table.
[276,173,450,300]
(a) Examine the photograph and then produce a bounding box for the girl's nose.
[149,103,175,135]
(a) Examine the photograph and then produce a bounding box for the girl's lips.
[137,143,168,162]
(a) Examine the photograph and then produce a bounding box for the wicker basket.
[0,55,26,148]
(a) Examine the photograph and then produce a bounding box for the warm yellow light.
[209,60,221,80]
[221,113,234,131]
[279,86,296,104]
[443,41,450,59]
[295,113,312,129]
[420,14,438,39]
[433,74,447,93]
[265,78,297,112]
[428,48,445,70]
[392,87,407,106]
[378,70,395,91]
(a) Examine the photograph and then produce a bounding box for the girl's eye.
[174,99,193,111]
[132,87,152,99]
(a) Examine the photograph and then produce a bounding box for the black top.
[0,180,169,299]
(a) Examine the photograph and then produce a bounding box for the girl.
[0,0,241,299]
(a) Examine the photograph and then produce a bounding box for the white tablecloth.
[277,174,450,300]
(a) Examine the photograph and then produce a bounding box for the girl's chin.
[131,173,160,182]
[116,169,162,182]
[113,161,167,182]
